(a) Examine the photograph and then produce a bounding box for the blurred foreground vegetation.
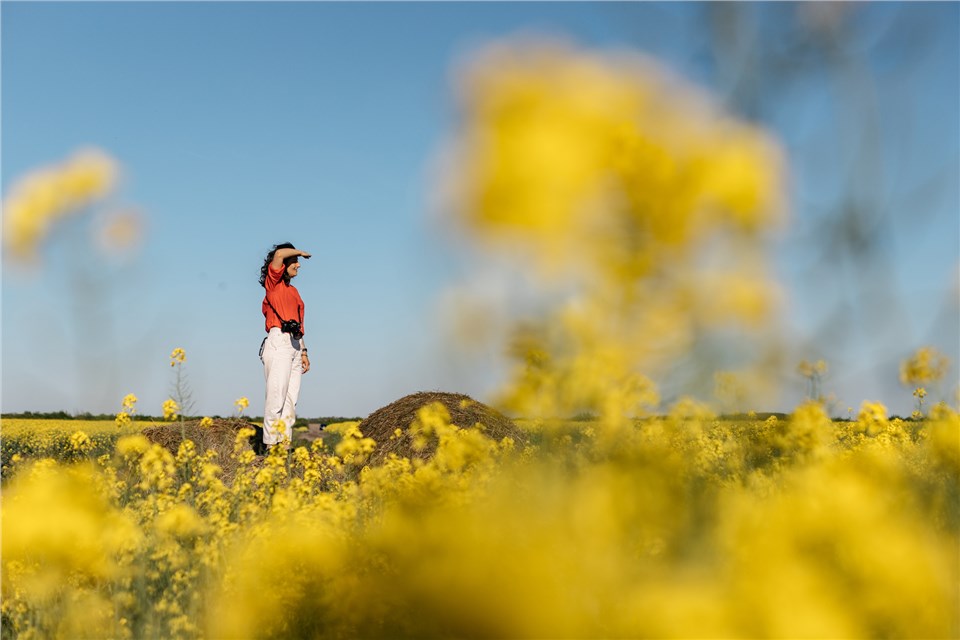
[2,402,958,638]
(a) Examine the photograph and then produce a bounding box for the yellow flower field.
[2,418,148,436]
[1,403,957,638]
[1,419,152,476]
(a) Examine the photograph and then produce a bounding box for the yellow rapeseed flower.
[440,40,785,420]
[121,393,138,413]
[115,434,150,458]
[169,348,186,367]
[162,398,180,421]
[235,397,250,414]
[900,346,949,387]
[2,463,142,588]
[333,421,376,466]
[2,148,118,261]
[115,412,132,430]
[154,503,208,539]
[137,444,175,493]
[69,430,93,455]
[857,400,888,436]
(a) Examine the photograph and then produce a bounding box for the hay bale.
[141,418,258,481]
[358,391,524,466]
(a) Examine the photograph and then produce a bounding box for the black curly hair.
[259,242,298,288]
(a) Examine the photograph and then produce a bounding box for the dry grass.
[358,391,526,466]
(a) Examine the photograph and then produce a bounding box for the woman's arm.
[270,247,312,271]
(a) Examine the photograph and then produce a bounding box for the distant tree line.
[0,411,362,427]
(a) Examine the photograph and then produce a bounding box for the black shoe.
[250,425,268,456]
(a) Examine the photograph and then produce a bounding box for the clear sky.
[2,2,958,419]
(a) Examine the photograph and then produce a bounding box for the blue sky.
[2,2,958,419]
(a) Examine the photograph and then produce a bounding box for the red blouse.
[262,263,305,335]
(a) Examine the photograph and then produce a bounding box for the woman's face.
[286,259,300,279]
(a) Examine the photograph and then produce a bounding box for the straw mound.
[141,418,258,480]
[358,391,524,466]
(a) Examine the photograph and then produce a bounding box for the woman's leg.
[277,350,304,442]
[262,331,295,446]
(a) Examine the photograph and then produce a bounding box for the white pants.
[261,327,303,446]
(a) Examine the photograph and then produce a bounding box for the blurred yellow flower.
[69,430,92,455]
[445,40,783,270]
[2,148,118,261]
[137,443,175,492]
[440,40,786,420]
[857,400,888,435]
[162,398,180,421]
[332,421,376,466]
[2,463,142,589]
[169,348,186,367]
[798,359,829,377]
[121,393,138,413]
[115,434,150,458]
[235,397,249,414]
[154,503,208,540]
[199,416,214,428]
[900,346,949,387]
[114,412,132,430]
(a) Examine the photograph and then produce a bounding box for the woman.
[259,242,312,450]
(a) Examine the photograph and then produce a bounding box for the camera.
[280,319,303,340]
